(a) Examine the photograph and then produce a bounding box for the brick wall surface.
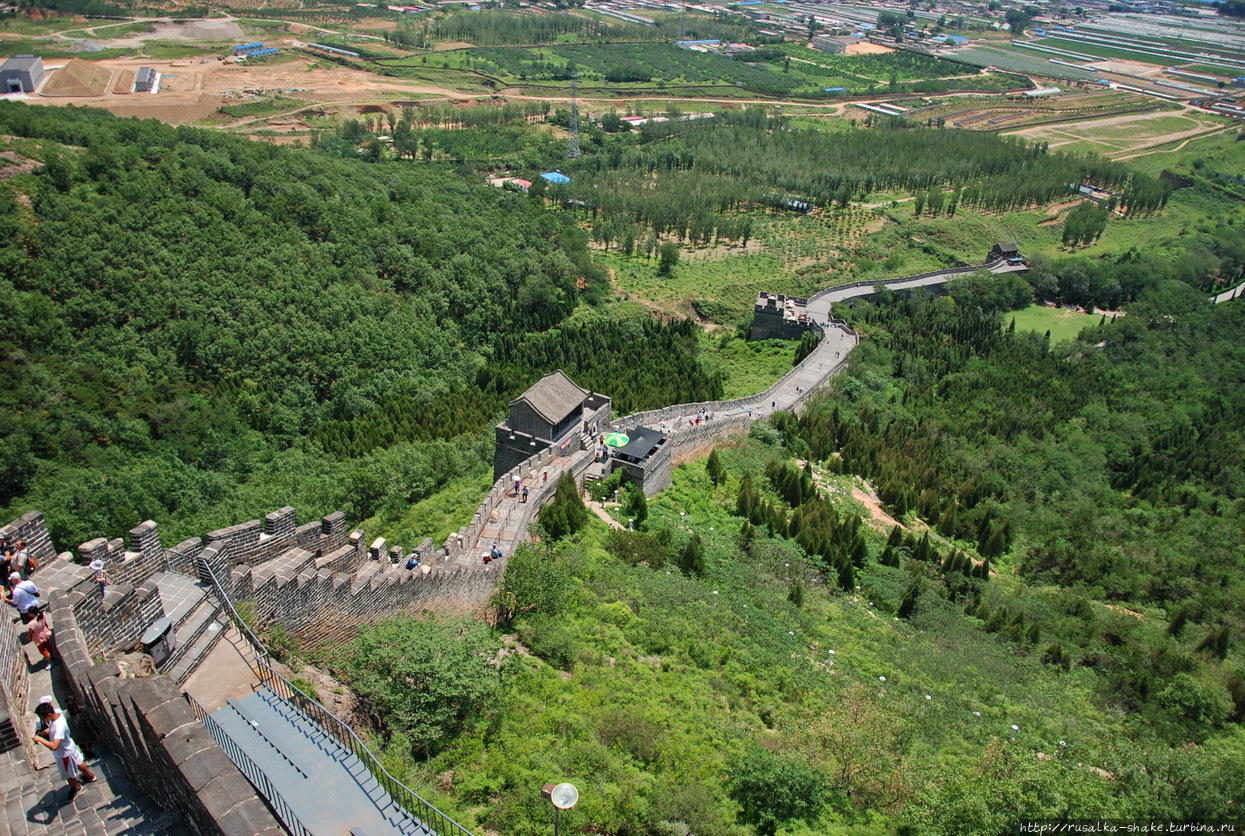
[0,511,56,564]
[0,612,33,764]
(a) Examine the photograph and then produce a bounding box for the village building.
[1,55,44,94]
[811,34,863,54]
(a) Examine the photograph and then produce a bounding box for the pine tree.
[836,558,854,591]
[679,533,706,577]
[980,525,1006,558]
[897,580,920,619]
[788,578,805,609]
[706,449,727,486]
[624,482,648,529]
[1167,605,1189,637]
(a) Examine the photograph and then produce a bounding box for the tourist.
[32,702,96,801]
[28,607,53,669]
[7,573,41,623]
[13,540,35,577]
[89,559,110,598]
[490,543,504,561]
[405,552,421,570]
[63,693,96,758]
[542,469,549,486]
[521,485,529,504]
[514,477,521,497]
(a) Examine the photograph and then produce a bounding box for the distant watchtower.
[494,370,611,479]
[750,292,820,341]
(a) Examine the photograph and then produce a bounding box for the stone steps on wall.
[0,734,190,836]
[164,600,228,686]
[151,572,228,684]
[209,688,431,835]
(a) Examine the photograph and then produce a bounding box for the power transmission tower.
[567,72,581,160]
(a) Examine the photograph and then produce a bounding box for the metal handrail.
[197,559,476,836]
[184,691,313,836]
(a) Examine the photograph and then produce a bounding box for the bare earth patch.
[846,41,894,55]
[852,485,904,533]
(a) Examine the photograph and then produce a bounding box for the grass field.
[697,333,802,399]
[1006,305,1097,343]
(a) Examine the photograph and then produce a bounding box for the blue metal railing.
[184,691,313,836]
[196,559,475,836]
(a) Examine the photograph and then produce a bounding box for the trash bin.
[141,616,176,667]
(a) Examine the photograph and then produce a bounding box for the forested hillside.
[368,280,1244,835]
[0,102,719,547]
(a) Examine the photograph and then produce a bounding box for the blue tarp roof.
[541,171,571,184]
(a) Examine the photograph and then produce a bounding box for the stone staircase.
[151,572,227,686]
[1,638,190,836]
[205,687,432,836]
[0,744,189,836]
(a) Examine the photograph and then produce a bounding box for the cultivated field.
[1005,109,1229,156]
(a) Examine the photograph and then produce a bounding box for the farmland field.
[1037,37,1175,67]
[952,45,1101,80]
[1005,110,1228,155]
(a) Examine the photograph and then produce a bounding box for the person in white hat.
[88,559,110,598]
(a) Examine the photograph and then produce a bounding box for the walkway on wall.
[462,449,588,566]
[1214,279,1245,304]
[804,260,1030,319]
[203,686,431,836]
[3,643,189,835]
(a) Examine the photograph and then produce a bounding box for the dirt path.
[586,501,625,530]
[851,485,904,533]
[1110,124,1237,161]
[1005,106,1224,156]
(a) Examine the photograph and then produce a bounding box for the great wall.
[10,248,1194,836]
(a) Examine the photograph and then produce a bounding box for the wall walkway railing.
[184,691,313,836]
[196,560,476,836]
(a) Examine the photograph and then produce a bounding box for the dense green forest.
[0,102,719,547]
[554,111,1169,248]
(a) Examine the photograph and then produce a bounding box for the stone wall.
[48,591,283,835]
[229,555,504,648]
[0,612,33,764]
[0,511,56,565]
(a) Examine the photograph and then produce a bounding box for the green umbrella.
[603,432,630,447]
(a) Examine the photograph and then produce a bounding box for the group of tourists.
[2,536,103,802]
